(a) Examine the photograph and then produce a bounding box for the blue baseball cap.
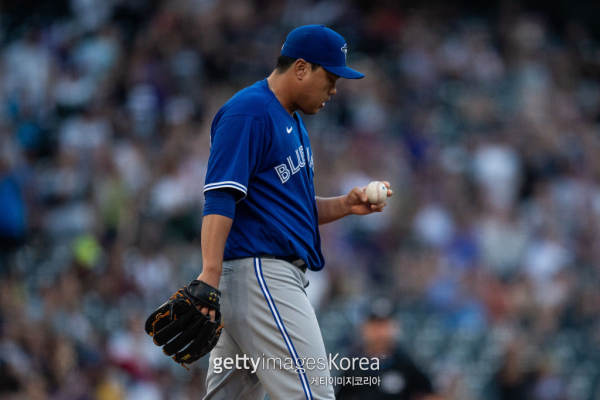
[281,25,365,79]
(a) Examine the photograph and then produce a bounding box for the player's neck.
[267,73,295,116]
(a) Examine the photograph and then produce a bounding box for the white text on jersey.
[274,146,314,184]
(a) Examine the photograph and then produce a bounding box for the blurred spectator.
[0,161,26,252]
[337,298,439,400]
[490,338,568,400]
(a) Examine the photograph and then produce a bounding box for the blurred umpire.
[336,299,441,400]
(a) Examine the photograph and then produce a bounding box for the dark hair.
[275,55,321,73]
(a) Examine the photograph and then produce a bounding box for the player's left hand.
[345,181,392,215]
[145,280,224,369]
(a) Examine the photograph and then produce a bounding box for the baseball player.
[199,25,393,399]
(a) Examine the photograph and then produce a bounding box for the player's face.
[361,319,398,355]
[297,65,339,115]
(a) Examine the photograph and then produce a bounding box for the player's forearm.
[199,214,233,288]
[316,196,351,225]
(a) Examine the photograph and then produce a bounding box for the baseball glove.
[145,280,224,369]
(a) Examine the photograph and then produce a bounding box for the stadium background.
[1,0,600,398]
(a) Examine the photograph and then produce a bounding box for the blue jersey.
[204,79,324,271]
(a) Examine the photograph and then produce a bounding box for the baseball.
[365,181,388,205]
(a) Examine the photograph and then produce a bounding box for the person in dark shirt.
[336,299,441,400]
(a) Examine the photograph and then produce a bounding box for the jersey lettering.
[275,164,291,183]
[298,146,306,167]
[275,146,312,184]
[287,147,303,174]
[306,147,314,172]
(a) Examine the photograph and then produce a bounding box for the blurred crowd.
[1,0,600,399]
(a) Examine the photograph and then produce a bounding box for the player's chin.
[300,103,324,115]
[302,108,320,115]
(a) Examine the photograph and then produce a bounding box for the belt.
[271,255,307,273]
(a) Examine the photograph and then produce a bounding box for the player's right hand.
[345,181,393,215]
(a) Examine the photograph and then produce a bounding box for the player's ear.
[294,59,307,80]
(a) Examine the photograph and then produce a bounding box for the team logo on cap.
[341,44,347,60]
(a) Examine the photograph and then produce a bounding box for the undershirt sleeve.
[203,189,236,219]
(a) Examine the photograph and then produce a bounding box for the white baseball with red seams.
[365,181,387,204]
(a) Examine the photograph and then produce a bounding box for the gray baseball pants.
[203,257,335,400]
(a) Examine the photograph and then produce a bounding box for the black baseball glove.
[145,280,224,368]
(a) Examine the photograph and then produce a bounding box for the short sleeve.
[204,115,267,201]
